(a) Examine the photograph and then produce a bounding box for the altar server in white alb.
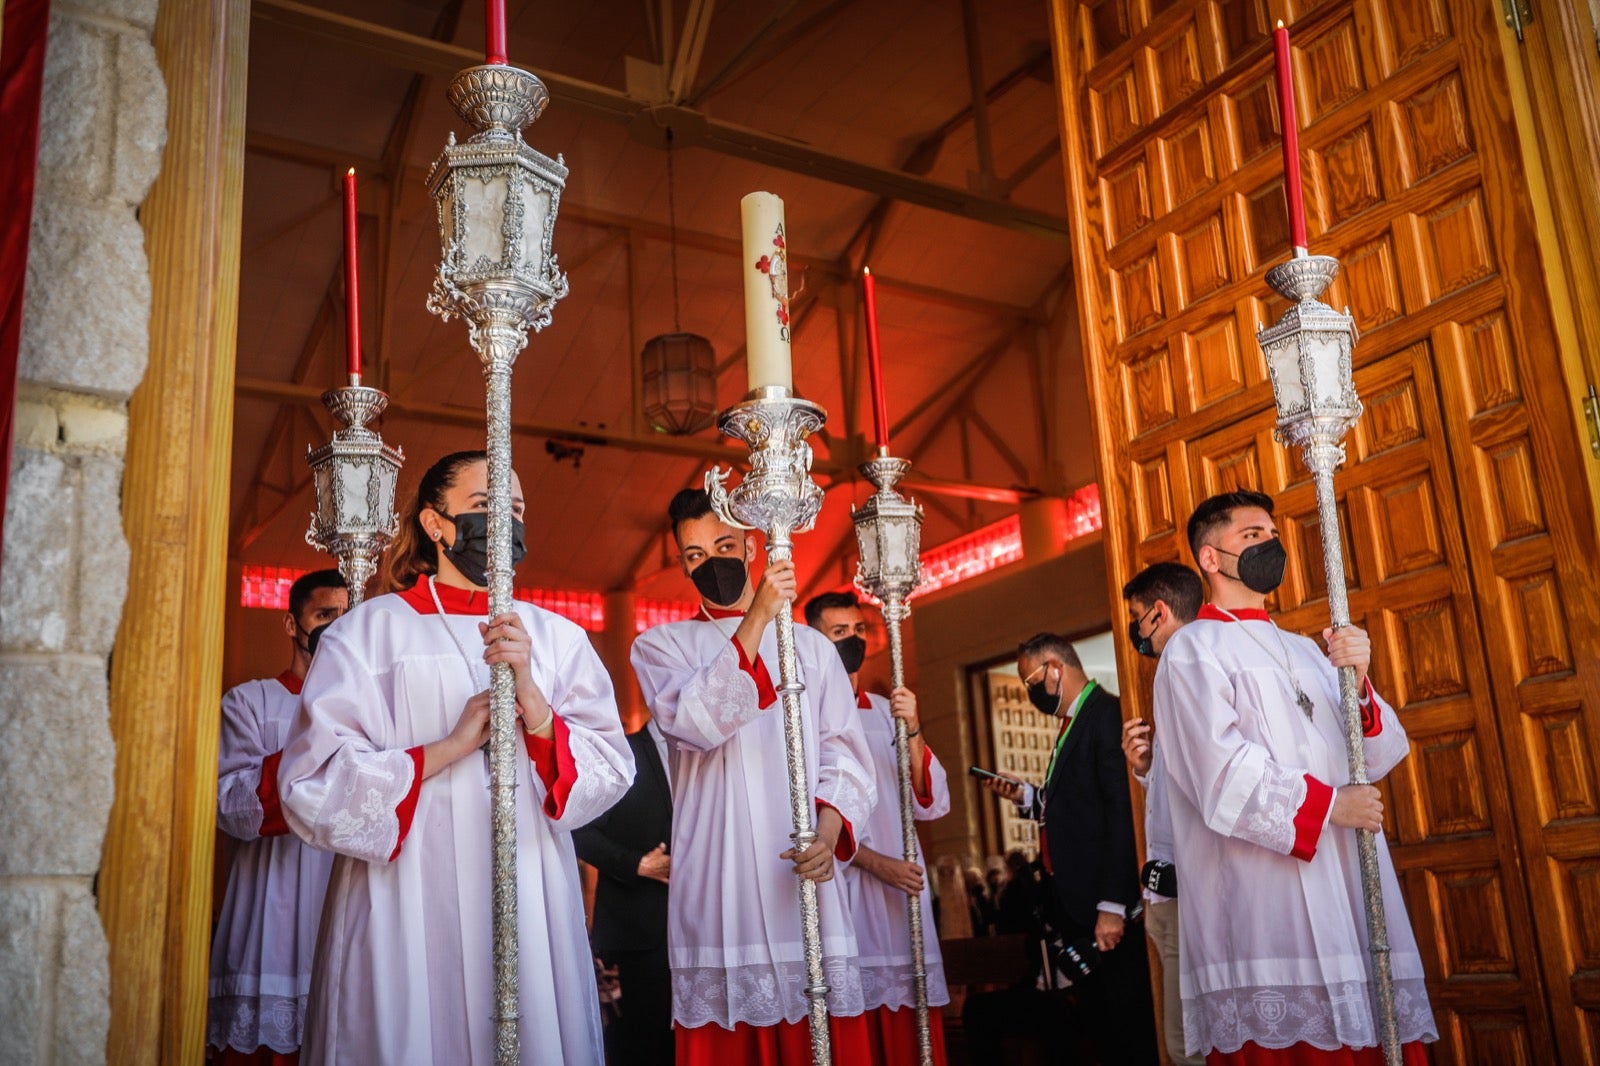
[208,568,347,1064]
[279,450,634,1066]
[631,488,878,1064]
[804,590,951,1065]
[1153,490,1437,1065]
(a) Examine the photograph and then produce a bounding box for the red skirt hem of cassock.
[675,1013,874,1065]
[1206,1041,1430,1066]
[862,1004,948,1066]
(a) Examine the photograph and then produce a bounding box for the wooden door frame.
[101,0,248,1061]
[1495,0,1600,525]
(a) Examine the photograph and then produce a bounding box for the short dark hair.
[1122,562,1204,623]
[803,590,860,630]
[1016,632,1082,671]
[668,488,714,546]
[1186,489,1275,561]
[289,568,346,619]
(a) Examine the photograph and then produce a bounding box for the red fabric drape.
[0,0,52,584]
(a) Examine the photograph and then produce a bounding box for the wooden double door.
[1051,0,1600,1061]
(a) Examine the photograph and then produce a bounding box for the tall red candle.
[1272,22,1309,252]
[485,0,507,64]
[861,267,890,452]
[343,168,362,381]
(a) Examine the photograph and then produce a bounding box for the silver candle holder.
[1257,252,1399,1066]
[425,59,569,1066]
[304,384,403,608]
[705,385,832,1066]
[851,452,931,1065]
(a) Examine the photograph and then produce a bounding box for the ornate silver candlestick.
[305,384,403,607]
[851,452,930,1065]
[426,60,569,1065]
[1257,252,1399,1066]
[705,386,832,1066]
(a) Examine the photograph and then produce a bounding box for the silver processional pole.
[706,392,832,1066]
[851,452,931,1065]
[1256,252,1400,1066]
[425,60,570,1065]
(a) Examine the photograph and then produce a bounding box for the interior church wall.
[906,538,1109,870]
[0,0,166,1059]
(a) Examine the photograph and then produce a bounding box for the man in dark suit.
[573,719,675,1064]
[980,632,1158,1064]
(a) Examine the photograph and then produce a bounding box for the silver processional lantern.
[425,58,569,1066]
[1257,253,1402,1065]
[304,386,403,607]
[851,454,934,1065]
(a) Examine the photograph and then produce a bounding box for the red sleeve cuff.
[815,799,856,861]
[390,746,425,862]
[913,744,936,809]
[1359,677,1382,737]
[523,715,578,819]
[1291,774,1334,861]
[732,636,778,709]
[255,750,290,837]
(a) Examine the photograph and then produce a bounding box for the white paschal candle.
[740,191,794,393]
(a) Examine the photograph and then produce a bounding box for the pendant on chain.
[1296,688,1315,720]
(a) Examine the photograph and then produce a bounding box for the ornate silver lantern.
[425,58,569,1066]
[851,453,931,1064]
[304,385,403,608]
[1257,252,1399,1066]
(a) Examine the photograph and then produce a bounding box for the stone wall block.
[0,659,115,876]
[0,882,56,1064]
[111,30,167,206]
[51,883,110,1063]
[75,457,130,657]
[1,450,74,652]
[34,16,114,201]
[20,198,152,397]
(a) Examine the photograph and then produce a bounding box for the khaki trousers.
[1145,898,1205,1065]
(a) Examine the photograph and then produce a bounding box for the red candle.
[1272,21,1309,252]
[343,168,361,382]
[485,0,507,65]
[861,267,890,452]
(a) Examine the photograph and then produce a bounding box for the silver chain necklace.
[1216,606,1316,720]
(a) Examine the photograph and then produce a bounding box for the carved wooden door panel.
[1051,0,1600,1061]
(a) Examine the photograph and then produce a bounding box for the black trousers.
[603,946,674,1066]
[1070,920,1160,1066]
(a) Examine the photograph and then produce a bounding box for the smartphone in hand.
[968,765,1002,781]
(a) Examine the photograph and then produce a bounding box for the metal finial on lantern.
[304,385,403,607]
[425,56,570,1066]
[1256,251,1400,1066]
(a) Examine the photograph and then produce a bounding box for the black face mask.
[439,510,527,588]
[1026,669,1062,716]
[1127,604,1160,660]
[1217,538,1287,594]
[833,635,867,674]
[690,556,747,607]
[307,621,334,659]
[291,618,315,657]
